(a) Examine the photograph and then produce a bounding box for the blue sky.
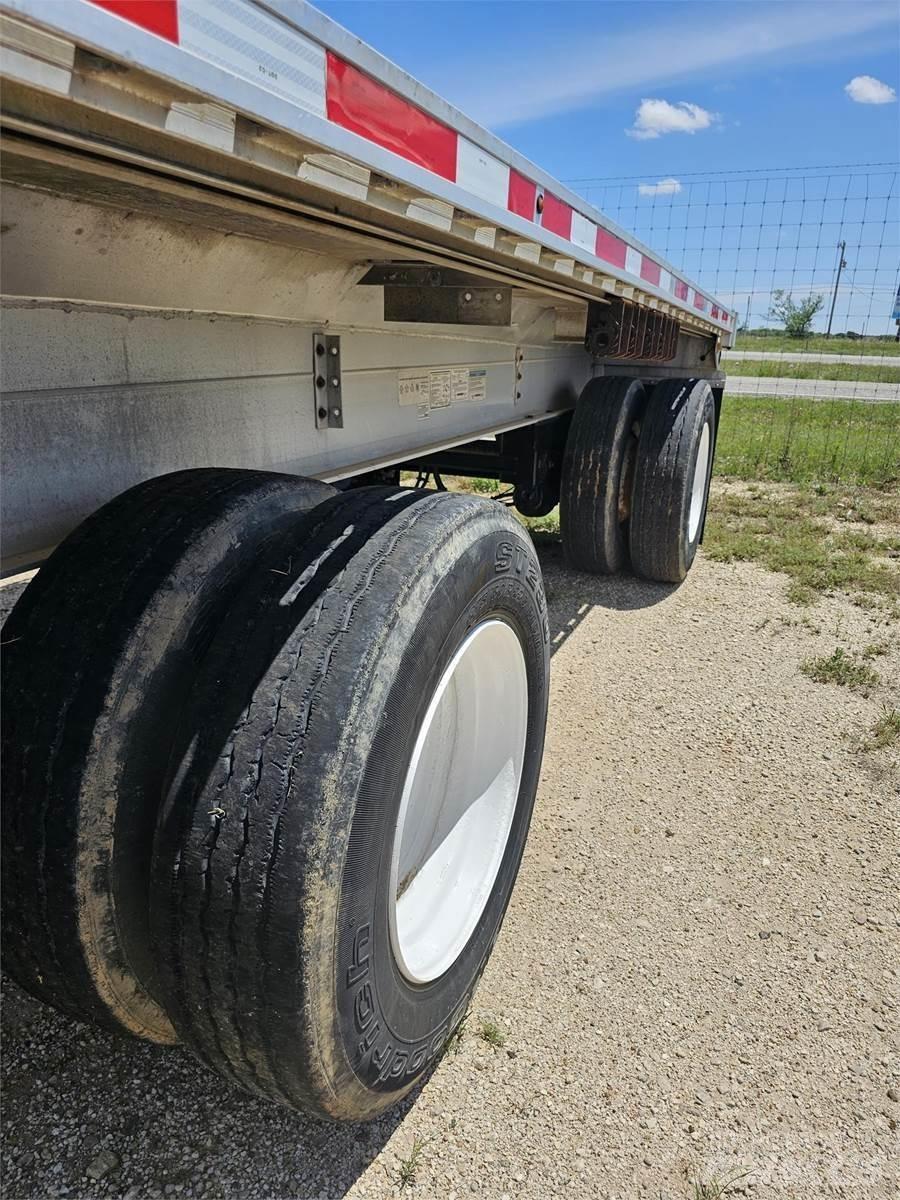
[316,1,898,180]
[315,1,899,332]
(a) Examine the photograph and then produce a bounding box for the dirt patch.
[1,541,897,1199]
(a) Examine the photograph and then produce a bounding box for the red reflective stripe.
[540,193,572,239]
[88,0,179,42]
[674,279,689,301]
[640,258,661,286]
[595,228,627,269]
[325,52,457,181]
[507,170,537,219]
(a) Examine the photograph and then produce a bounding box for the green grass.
[714,396,900,487]
[863,707,900,751]
[396,1135,430,1190]
[442,1013,468,1056]
[704,486,900,610]
[478,1018,507,1049]
[469,476,497,494]
[726,360,900,384]
[800,647,879,689]
[733,334,899,357]
[691,1170,754,1200]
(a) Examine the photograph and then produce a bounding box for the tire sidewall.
[325,519,549,1108]
[680,386,716,571]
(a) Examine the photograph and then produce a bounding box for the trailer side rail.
[1,0,734,339]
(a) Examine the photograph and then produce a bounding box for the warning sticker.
[399,367,488,416]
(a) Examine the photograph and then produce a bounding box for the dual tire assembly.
[561,375,717,583]
[1,377,715,1120]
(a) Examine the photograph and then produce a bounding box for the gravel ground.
[2,523,898,1200]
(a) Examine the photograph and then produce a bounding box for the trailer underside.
[1,126,722,571]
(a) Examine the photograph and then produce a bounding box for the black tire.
[1,468,334,1042]
[151,487,550,1120]
[629,378,716,583]
[560,376,648,573]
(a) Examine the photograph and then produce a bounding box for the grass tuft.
[442,1013,468,1057]
[800,647,879,689]
[862,707,900,751]
[478,1018,507,1049]
[396,1135,430,1190]
[691,1168,753,1200]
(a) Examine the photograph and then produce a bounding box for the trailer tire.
[560,377,647,573]
[151,487,550,1120]
[0,469,334,1043]
[629,378,716,583]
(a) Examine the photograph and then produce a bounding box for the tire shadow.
[531,534,679,661]
[1,974,418,1199]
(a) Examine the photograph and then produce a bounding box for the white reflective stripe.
[570,211,596,254]
[658,268,672,293]
[165,101,236,152]
[624,245,642,277]
[178,0,326,118]
[455,138,509,208]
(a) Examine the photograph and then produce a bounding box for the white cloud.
[425,2,897,128]
[844,74,896,104]
[627,100,717,140]
[638,178,683,197]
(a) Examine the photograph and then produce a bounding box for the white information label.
[399,367,489,413]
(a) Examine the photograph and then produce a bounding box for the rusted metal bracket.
[585,298,679,362]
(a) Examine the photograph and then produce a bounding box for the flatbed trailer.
[1,0,733,1121]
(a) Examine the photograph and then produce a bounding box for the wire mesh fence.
[567,163,900,487]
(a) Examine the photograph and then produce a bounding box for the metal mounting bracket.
[313,333,343,429]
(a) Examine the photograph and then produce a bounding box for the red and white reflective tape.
[84,0,731,327]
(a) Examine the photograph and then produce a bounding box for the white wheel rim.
[389,619,529,985]
[688,421,711,544]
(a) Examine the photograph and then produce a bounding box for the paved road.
[725,350,899,367]
[725,375,900,403]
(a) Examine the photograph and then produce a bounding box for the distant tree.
[767,289,824,338]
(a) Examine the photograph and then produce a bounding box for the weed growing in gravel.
[691,1168,753,1199]
[800,647,879,689]
[478,1018,507,1049]
[863,707,900,751]
[396,1135,430,1190]
[442,1013,468,1056]
[862,639,891,659]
